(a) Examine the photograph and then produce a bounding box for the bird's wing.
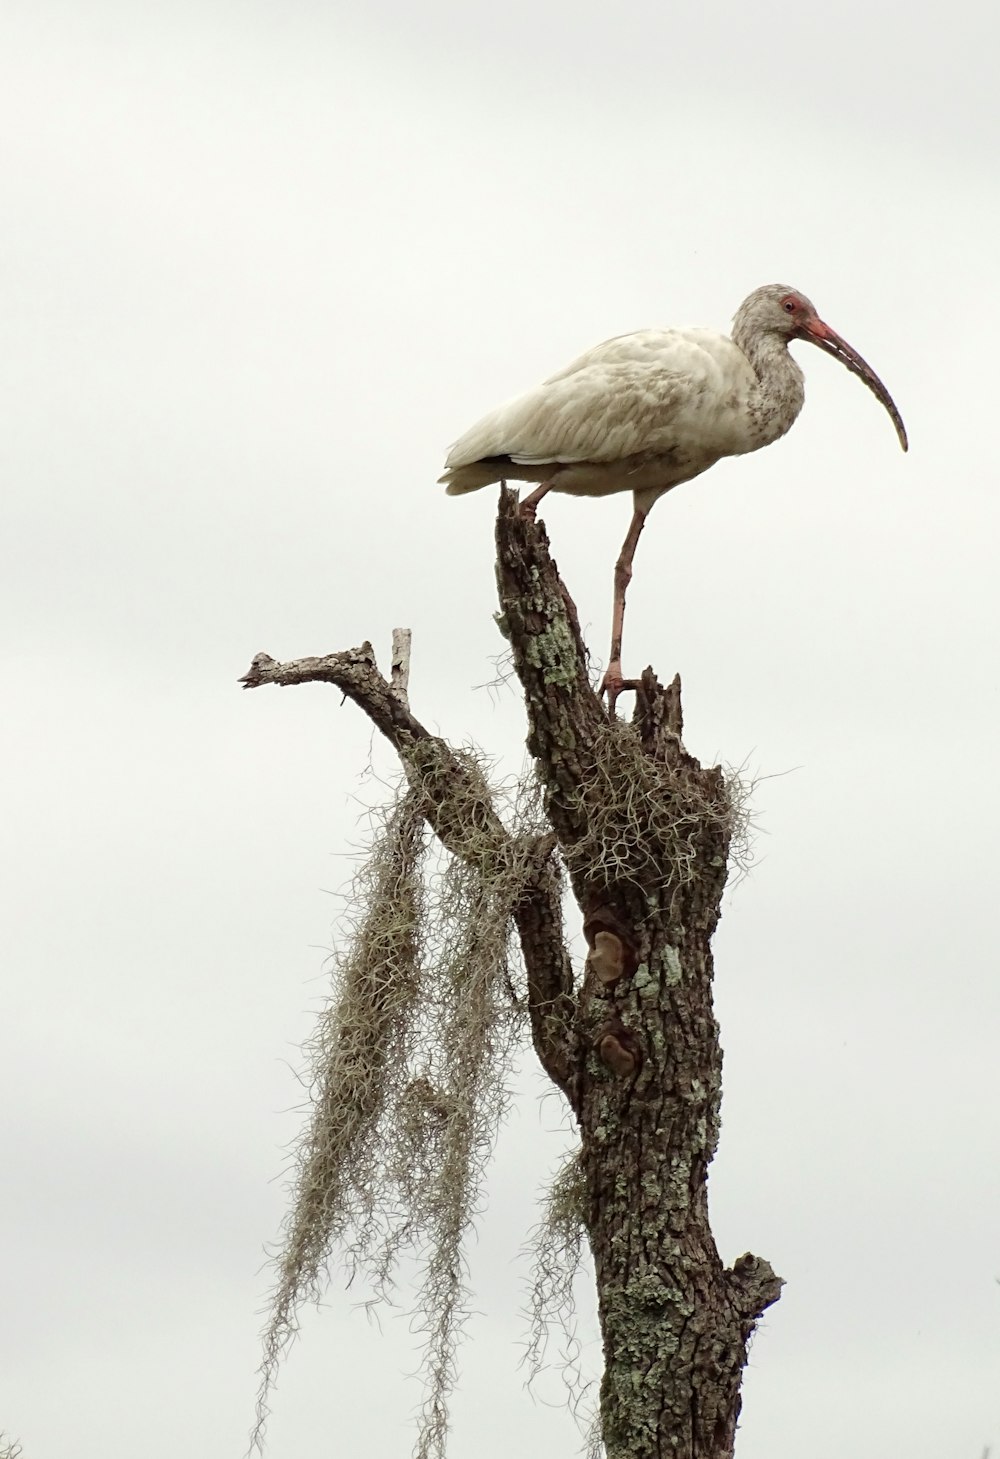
[445,329,747,469]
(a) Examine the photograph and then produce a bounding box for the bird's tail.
[439,459,507,495]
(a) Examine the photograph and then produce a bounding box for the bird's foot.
[598,665,640,717]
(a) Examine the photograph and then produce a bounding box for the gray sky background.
[2,2,998,1456]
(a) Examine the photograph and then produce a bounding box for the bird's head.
[734,284,908,450]
[734,283,822,341]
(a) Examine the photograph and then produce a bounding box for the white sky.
[2,2,998,1456]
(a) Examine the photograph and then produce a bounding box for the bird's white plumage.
[442,327,766,502]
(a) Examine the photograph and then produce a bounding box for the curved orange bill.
[802,318,908,451]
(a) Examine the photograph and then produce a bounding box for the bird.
[439,284,907,707]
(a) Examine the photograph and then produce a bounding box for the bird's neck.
[735,329,806,448]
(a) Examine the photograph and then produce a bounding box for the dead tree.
[241,489,782,1459]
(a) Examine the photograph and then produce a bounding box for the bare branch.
[240,643,575,1088]
[240,645,429,752]
[511,836,576,1095]
[390,627,412,709]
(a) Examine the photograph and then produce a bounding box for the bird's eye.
[783,299,797,314]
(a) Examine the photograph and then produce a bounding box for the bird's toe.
[598,665,640,717]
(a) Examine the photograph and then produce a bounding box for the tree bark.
[240,487,781,1458]
[493,489,782,1458]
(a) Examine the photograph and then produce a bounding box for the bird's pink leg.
[600,505,648,713]
[518,481,552,520]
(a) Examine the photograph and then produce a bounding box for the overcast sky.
[2,2,998,1456]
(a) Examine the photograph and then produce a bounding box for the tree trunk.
[494,491,782,1458]
[241,487,781,1458]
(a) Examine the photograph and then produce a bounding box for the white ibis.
[440,284,907,706]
